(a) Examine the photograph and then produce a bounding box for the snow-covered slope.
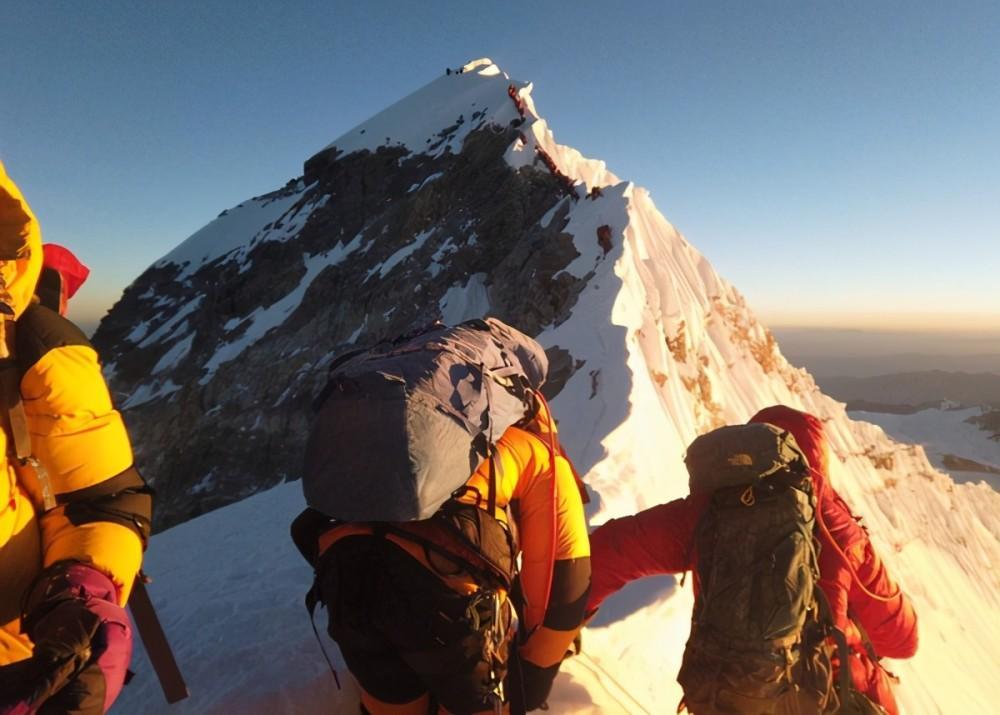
[852,406,1000,491]
[107,60,999,713]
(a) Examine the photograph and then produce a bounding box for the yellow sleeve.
[20,344,134,490]
[20,343,144,604]
[39,517,142,603]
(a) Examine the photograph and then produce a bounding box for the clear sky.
[1,1,997,334]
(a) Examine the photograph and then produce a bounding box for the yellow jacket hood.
[0,160,43,319]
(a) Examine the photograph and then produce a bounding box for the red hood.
[749,405,830,502]
[43,243,90,299]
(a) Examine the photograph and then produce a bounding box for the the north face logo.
[727,453,753,467]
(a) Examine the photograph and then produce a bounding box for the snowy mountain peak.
[316,58,520,159]
[96,63,999,714]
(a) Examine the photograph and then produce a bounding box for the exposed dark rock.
[542,346,584,402]
[966,410,1000,441]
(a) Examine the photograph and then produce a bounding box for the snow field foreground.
[111,481,638,714]
[112,482,341,713]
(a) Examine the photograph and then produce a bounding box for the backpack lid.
[685,422,809,495]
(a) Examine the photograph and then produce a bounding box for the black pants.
[318,535,511,714]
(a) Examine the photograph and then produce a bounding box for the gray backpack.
[302,317,547,522]
[677,423,836,714]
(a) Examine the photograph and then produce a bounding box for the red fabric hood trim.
[43,243,90,300]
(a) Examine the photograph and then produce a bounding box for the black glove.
[564,632,582,659]
[0,562,130,715]
[506,647,560,714]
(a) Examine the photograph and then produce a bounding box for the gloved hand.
[0,562,132,715]
[563,632,582,659]
[506,642,560,714]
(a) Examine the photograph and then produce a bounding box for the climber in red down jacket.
[587,405,918,715]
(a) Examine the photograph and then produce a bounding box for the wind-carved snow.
[439,273,490,325]
[537,172,1000,714]
[491,71,1000,711]
[503,84,620,194]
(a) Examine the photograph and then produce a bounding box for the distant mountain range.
[818,370,1000,411]
[772,327,1000,378]
[778,351,1000,379]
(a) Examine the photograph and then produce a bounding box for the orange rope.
[811,466,901,604]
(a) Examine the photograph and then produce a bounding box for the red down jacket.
[587,405,918,715]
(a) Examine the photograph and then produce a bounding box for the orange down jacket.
[318,396,592,672]
[0,162,147,667]
[587,406,918,715]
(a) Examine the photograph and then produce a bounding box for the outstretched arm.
[587,494,706,613]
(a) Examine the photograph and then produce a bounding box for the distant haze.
[75,308,1000,380]
[772,326,1000,378]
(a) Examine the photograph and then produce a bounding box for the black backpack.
[677,423,836,714]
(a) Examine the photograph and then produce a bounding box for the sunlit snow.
[156,190,305,278]
[321,59,521,158]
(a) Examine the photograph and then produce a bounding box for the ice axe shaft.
[129,576,189,703]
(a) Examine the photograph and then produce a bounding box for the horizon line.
[762,313,1000,334]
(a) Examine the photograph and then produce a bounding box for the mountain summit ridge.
[96,60,999,713]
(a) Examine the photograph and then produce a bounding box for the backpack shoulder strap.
[0,313,56,510]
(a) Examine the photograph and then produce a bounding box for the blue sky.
[1,1,997,333]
